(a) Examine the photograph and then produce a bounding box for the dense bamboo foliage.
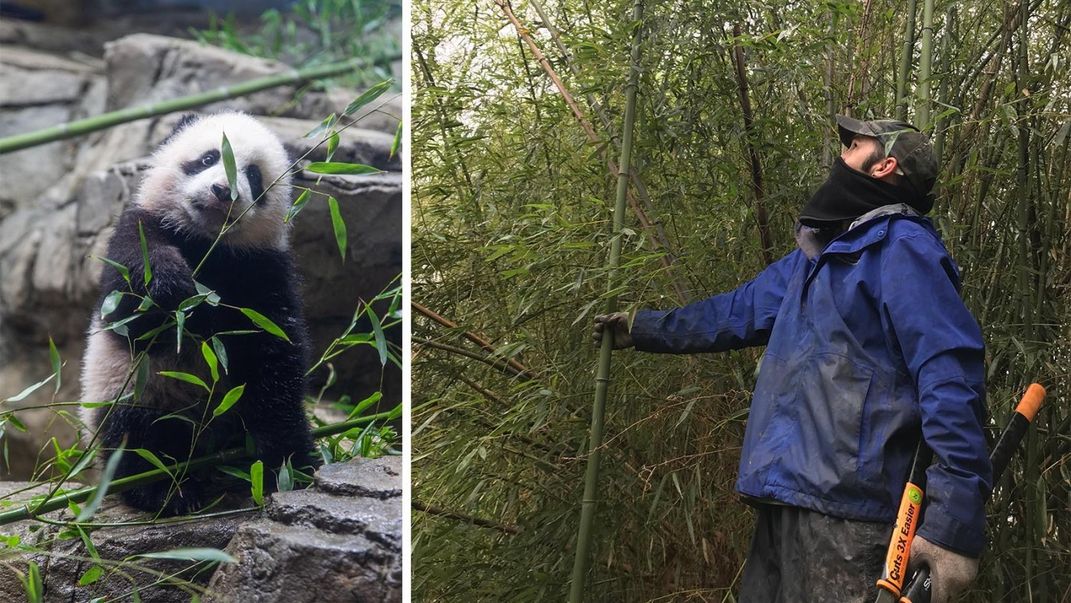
[411,0,1071,600]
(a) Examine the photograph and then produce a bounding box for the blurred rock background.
[0,0,403,480]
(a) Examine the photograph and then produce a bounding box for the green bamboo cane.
[933,6,956,161]
[916,0,935,129]
[0,57,377,155]
[567,1,643,600]
[0,410,398,526]
[894,0,918,122]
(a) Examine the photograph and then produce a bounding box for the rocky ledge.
[0,456,402,602]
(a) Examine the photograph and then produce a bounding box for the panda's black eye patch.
[182,150,220,175]
[246,164,264,203]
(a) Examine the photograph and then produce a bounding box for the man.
[594,116,991,602]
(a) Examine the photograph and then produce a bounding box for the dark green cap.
[835,115,938,199]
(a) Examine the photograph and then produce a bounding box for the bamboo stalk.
[527,0,685,299]
[916,0,935,129]
[0,411,397,526]
[0,58,374,155]
[845,0,876,112]
[933,6,956,161]
[495,0,688,304]
[413,338,535,381]
[411,301,532,377]
[568,2,643,600]
[822,8,837,168]
[894,0,918,122]
[412,500,521,534]
[730,23,773,267]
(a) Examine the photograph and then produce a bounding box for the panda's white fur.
[137,112,293,250]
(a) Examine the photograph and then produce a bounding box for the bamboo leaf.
[328,195,347,261]
[78,565,104,587]
[194,281,221,306]
[250,460,265,506]
[75,526,100,558]
[48,337,61,394]
[178,294,210,312]
[201,341,219,383]
[306,162,381,175]
[69,449,97,479]
[137,548,236,563]
[343,80,392,115]
[101,290,123,318]
[367,303,387,367]
[221,132,238,201]
[326,131,340,162]
[305,113,338,139]
[348,391,383,419]
[213,384,245,417]
[277,461,293,492]
[138,221,151,287]
[77,445,124,522]
[390,121,402,159]
[239,308,291,343]
[216,466,250,482]
[24,561,42,603]
[3,373,55,403]
[211,336,228,375]
[133,448,174,480]
[285,188,312,223]
[158,371,209,391]
[96,257,130,286]
[175,310,186,354]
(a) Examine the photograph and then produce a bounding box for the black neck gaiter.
[799,157,928,225]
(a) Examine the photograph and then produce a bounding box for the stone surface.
[208,456,402,602]
[0,457,399,602]
[101,34,401,133]
[314,454,404,501]
[0,481,245,603]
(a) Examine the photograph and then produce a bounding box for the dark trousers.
[739,503,892,603]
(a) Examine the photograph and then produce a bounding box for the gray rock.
[43,503,249,603]
[0,47,106,218]
[0,483,249,603]
[103,34,284,114]
[100,34,401,134]
[0,457,401,602]
[314,454,403,501]
[208,456,402,603]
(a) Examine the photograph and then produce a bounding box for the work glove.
[592,312,633,349]
[907,535,979,603]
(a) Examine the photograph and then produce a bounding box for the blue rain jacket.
[631,213,992,556]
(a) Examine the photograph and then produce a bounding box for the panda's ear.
[161,113,199,146]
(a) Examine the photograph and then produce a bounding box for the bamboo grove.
[411,0,1071,600]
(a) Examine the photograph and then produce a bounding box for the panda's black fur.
[81,112,319,515]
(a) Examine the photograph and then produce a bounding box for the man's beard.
[799,157,929,225]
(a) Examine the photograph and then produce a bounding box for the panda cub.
[81,112,319,515]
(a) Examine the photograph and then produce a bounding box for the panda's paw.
[161,482,206,516]
[121,480,205,517]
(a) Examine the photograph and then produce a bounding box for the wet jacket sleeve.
[630,251,800,354]
[880,232,992,557]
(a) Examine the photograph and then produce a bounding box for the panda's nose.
[211,183,232,203]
